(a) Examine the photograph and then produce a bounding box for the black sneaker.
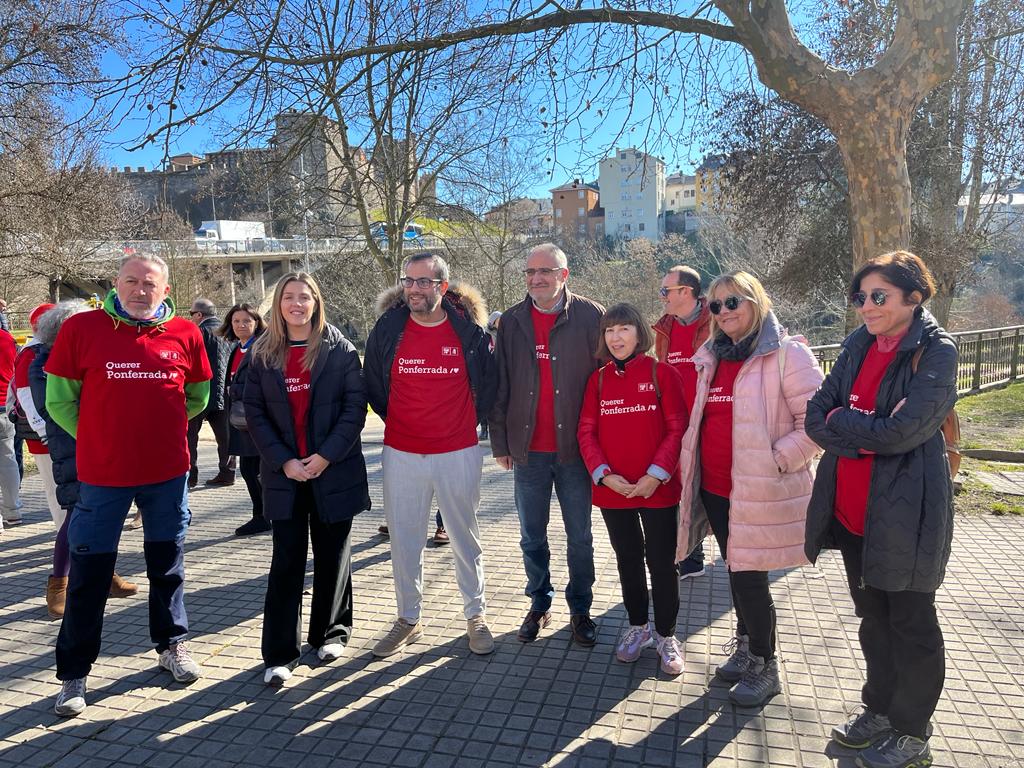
[856,731,932,768]
[832,706,892,749]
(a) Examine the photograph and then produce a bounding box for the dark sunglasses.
[849,289,889,308]
[708,295,747,315]
[658,285,689,298]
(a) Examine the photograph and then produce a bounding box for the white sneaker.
[317,643,345,662]
[158,641,201,683]
[54,678,87,717]
[264,666,292,686]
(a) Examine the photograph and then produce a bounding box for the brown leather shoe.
[47,576,68,619]
[109,573,139,598]
[205,471,236,487]
[517,610,551,643]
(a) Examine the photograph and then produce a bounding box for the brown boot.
[47,576,68,619]
[110,573,139,597]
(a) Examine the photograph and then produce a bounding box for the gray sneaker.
[158,642,201,683]
[372,618,423,658]
[856,732,932,768]
[715,634,751,682]
[54,677,87,717]
[729,654,781,707]
[833,706,892,749]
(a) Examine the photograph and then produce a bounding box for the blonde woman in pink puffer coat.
[676,271,823,708]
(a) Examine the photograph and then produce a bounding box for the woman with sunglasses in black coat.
[804,251,958,768]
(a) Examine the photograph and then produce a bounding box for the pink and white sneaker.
[656,633,684,675]
[615,623,654,663]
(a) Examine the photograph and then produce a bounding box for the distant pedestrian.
[29,302,138,619]
[47,255,212,717]
[677,270,823,708]
[244,273,369,685]
[219,303,269,536]
[187,298,233,488]
[652,265,712,581]
[0,322,20,529]
[577,303,687,675]
[806,252,956,768]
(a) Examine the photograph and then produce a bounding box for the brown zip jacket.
[489,289,604,465]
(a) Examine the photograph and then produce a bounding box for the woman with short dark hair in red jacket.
[577,303,687,675]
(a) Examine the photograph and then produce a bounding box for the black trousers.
[600,505,679,637]
[239,456,263,520]
[262,484,354,667]
[831,519,944,739]
[187,408,231,474]
[701,490,777,660]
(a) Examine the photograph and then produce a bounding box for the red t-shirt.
[384,317,478,455]
[665,320,701,413]
[14,345,46,455]
[529,306,558,452]
[285,343,312,457]
[44,309,211,487]
[699,359,744,498]
[580,357,685,509]
[0,330,14,408]
[834,343,899,535]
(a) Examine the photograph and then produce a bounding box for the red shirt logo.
[159,350,180,361]
[441,346,458,357]
[638,382,654,393]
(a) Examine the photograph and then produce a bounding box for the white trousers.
[382,445,486,623]
[34,452,66,528]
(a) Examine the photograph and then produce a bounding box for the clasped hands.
[604,472,660,499]
[283,453,329,482]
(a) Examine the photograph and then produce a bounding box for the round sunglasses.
[849,289,889,308]
[708,295,747,315]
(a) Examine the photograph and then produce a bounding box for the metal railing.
[810,325,1024,396]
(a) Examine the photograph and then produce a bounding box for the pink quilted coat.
[676,313,824,571]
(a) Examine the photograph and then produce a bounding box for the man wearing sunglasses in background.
[364,252,497,658]
[490,243,605,646]
[652,265,711,581]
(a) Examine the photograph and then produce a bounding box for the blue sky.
[94,4,765,198]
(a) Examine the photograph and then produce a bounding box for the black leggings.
[600,505,679,637]
[701,490,776,660]
[239,455,263,520]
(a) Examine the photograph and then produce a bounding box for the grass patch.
[957,381,1024,452]
[954,478,1024,516]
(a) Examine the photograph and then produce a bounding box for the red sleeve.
[44,321,82,380]
[14,346,36,388]
[0,331,16,378]
[185,324,213,383]
[650,362,687,475]
[575,368,607,477]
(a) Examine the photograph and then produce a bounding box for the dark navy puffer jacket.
[804,308,958,592]
[243,324,370,522]
[29,345,79,509]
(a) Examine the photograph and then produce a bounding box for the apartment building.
[598,148,666,241]
[550,180,601,238]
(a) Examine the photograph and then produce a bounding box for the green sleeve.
[185,380,210,420]
[45,374,82,439]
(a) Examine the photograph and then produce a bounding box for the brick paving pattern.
[1,417,1021,767]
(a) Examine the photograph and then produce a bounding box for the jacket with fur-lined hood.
[364,280,497,423]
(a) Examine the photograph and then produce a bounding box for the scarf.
[112,295,169,326]
[711,330,757,362]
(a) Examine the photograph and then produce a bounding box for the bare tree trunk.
[836,118,914,268]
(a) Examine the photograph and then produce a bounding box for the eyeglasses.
[399,276,443,289]
[850,289,889,308]
[524,267,560,278]
[658,285,690,298]
[708,295,747,315]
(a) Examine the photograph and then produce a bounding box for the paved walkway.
[1,419,1022,768]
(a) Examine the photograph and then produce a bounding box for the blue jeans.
[56,475,191,680]
[514,452,595,615]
